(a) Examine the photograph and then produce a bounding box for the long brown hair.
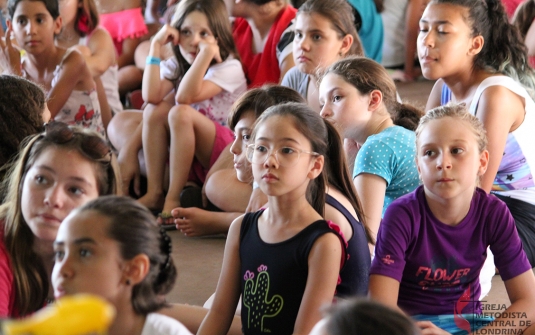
[169,0,239,82]
[323,120,372,243]
[0,124,119,316]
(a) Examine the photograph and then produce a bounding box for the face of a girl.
[21,147,100,244]
[178,10,215,64]
[10,0,62,53]
[52,210,126,303]
[230,111,255,183]
[251,115,319,196]
[417,3,477,80]
[293,13,347,75]
[319,73,371,142]
[416,117,488,202]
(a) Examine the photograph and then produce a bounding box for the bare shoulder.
[426,78,444,111]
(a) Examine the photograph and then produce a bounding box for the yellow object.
[3,294,115,335]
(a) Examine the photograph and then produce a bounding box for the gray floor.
[166,78,512,308]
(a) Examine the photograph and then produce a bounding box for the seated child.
[369,104,535,334]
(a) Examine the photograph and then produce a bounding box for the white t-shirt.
[141,313,193,335]
[160,55,247,126]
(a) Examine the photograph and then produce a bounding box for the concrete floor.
[165,78,513,309]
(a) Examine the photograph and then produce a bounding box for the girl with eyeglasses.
[197,102,347,335]
[0,122,119,317]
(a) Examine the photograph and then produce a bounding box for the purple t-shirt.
[371,186,530,316]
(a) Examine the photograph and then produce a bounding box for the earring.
[126,279,131,285]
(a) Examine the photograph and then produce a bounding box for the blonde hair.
[415,103,488,153]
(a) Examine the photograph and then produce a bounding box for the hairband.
[159,227,172,271]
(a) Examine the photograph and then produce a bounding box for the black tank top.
[239,209,344,335]
[326,194,371,296]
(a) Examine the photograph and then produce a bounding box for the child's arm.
[489,271,535,332]
[142,24,176,103]
[83,27,116,78]
[279,53,295,84]
[368,274,402,312]
[197,216,244,335]
[403,0,426,81]
[46,50,93,119]
[475,86,525,193]
[175,37,223,104]
[292,233,342,335]
[0,26,22,76]
[425,79,444,111]
[353,173,387,244]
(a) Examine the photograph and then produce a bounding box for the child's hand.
[152,24,180,47]
[198,36,222,63]
[0,26,22,75]
[416,321,452,335]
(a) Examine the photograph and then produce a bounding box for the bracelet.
[146,56,161,66]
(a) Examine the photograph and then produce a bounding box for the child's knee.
[144,102,170,123]
[168,104,194,126]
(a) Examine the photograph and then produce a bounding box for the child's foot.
[157,198,181,226]
[137,192,165,212]
[172,207,229,237]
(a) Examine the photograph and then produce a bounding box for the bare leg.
[164,104,217,215]
[118,65,143,97]
[172,208,241,236]
[107,109,142,151]
[138,101,173,210]
[205,169,252,212]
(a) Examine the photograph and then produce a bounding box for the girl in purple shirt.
[369,104,535,334]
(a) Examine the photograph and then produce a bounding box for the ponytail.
[433,0,535,99]
[390,102,424,131]
[324,120,374,244]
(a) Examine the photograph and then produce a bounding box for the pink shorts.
[188,121,234,185]
[100,7,148,55]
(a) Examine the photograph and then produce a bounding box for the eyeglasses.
[246,144,319,167]
[44,121,111,160]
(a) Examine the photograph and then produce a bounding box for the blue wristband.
[146,56,161,66]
